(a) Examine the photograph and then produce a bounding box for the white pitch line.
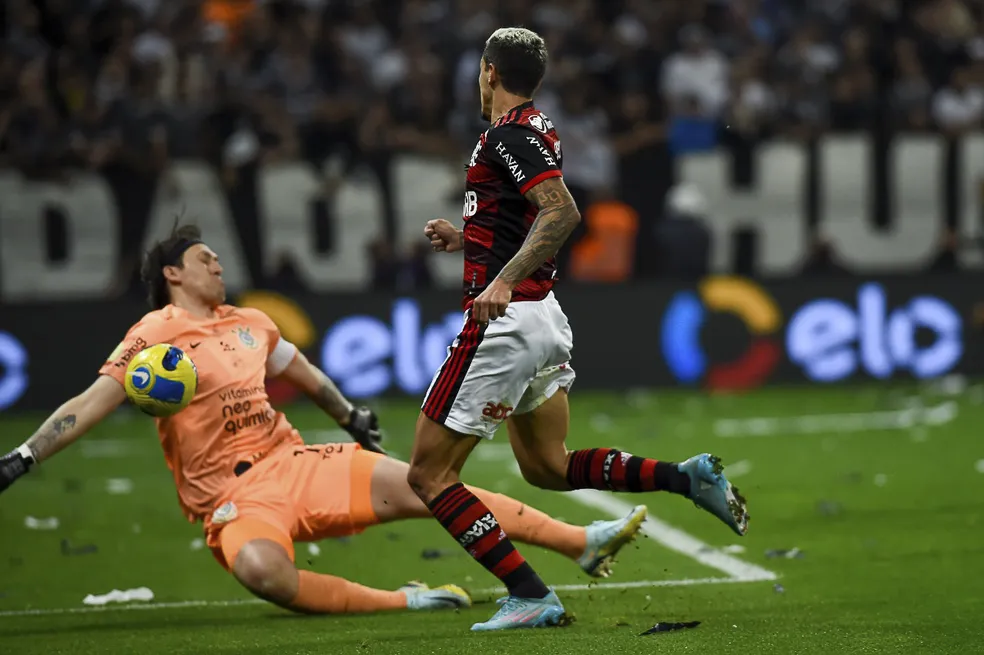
[566,490,776,583]
[0,577,742,619]
[474,576,741,595]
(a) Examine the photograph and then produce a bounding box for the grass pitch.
[1,383,982,654]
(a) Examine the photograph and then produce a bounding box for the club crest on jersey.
[235,327,258,349]
[528,114,547,133]
[211,501,238,524]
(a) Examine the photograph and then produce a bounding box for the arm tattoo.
[25,415,77,461]
[497,179,580,285]
[313,375,353,423]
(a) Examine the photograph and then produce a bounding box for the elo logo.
[661,277,782,390]
[787,283,962,382]
[0,331,28,410]
[321,299,463,398]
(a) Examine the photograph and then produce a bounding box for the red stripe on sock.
[639,458,658,491]
[491,548,526,578]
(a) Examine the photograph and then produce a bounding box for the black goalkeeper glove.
[343,407,386,455]
[0,446,34,494]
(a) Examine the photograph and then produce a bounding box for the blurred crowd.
[1,0,982,285]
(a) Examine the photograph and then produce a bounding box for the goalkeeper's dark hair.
[141,223,203,310]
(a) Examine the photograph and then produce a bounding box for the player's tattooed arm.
[313,375,355,424]
[277,349,354,423]
[497,178,581,286]
[25,415,78,461]
[22,376,126,463]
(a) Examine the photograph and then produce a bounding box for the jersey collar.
[493,100,535,128]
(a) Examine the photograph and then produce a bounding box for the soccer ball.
[124,344,198,417]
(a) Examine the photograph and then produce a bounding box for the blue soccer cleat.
[470,591,568,631]
[578,504,648,578]
[679,453,749,536]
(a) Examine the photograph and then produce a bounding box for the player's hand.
[343,407,387,455]
[424,220,463,253]
[0,448,33,494]
[471,278,512,325]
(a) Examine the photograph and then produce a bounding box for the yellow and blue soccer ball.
[124,344,198,417]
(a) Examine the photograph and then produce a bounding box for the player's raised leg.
[216,517,469,614]
[367,450,646,574]
[507,389,750,536]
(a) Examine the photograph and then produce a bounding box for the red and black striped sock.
[566,448,691,495]
[428,482,550,599]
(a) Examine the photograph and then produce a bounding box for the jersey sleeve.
[98,315,174,387]
[487,123,563,195]
[238,307,298,376]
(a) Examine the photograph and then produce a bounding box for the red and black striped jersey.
[460,101,563,310]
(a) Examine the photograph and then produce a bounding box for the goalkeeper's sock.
[470,486,586,560]
[566,448,691,495]
[289,570,407,613]
[429,482,551,599]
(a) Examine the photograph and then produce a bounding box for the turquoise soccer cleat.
[401,581,472,611]
[678,453,749,536]
[578,504,648,578]
[470,591,568,631]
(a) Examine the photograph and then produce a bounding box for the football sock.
[471,487,587,560]
[289,570,407,613]
[429,482,551,599]
[566,448,691,495]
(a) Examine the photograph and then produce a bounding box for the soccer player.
[408,27,751,631]
[0,224,648,616]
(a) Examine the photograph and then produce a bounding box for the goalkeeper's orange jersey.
[99,304,303,522]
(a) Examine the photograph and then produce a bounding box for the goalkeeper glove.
[0,446,34,494]
[343,407,386,455]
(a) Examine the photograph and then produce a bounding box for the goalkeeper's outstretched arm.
[0,376,126,492]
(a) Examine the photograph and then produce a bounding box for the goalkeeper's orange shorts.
[204,443,383,571]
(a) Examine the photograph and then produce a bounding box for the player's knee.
[232,540,298,605]
[406,463,439,503]
[517,459,569,491]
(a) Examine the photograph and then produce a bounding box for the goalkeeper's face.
[174,243,226,307]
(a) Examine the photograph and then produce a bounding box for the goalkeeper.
[0,224,646,615]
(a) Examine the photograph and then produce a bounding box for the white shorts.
[421,292,577,439]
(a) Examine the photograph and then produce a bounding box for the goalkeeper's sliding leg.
[210,446,646,614]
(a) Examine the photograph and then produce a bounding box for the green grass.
[1,383,983,654]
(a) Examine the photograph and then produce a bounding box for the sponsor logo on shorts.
[481,402,514,422]
[458,512,499,547]
[211,501,238,524]
[111,337,148,368]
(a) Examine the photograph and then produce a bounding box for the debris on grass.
[421,548,459,560]
[61,539,98,556]
[874,474,888,487]
[307,543,321,557]
[82,587,154,606]
[24,516,59,530]
[765,548,804,559]
[641,594,652,611]
[774,584,785,594]
[189,538,204,551]
[105,478,134,495]
[639,621,700,635]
